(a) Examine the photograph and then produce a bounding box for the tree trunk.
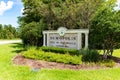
[103,49,107,59]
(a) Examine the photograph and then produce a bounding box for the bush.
[40,46,79,55]
[22,48,82,65]
[82,49,100,62]
[99,59,115,68]
[21,20,45,46]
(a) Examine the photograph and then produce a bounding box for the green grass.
[113,49,120,57]
[99,49,120,57]
[0,43,120,80]
[0,38,21,41]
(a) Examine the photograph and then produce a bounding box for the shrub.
[21,20,45,46]
[40,46,79,55]
[99,59,115,68]
[22,48,82,65]
[82,49,100,62]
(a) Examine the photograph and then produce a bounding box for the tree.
[20,0,104,29]
[90,0,120,58]
[0,24,3,38]
[19,0,104,46]
[21,20,45,46]
[76,0,104,29]
[0,24,19,39]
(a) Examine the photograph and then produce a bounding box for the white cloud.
[0,1,14,16]
[21,7,24,13]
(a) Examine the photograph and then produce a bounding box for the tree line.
[0,24,19,39]
[18,0,120,58]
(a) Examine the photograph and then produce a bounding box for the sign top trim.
[43,28,89,34]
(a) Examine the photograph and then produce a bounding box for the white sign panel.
[49,33,78,49]
[43,27,89,50]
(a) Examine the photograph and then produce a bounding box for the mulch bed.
[12,54,120,70]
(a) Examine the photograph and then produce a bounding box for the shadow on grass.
[10,43,23,48]
[100,55,120,63]
[10,43,26,53]
[111,56,120,63]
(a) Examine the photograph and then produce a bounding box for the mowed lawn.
[0,43,120,80]
[113,49,120,57]
[99,49,120,57]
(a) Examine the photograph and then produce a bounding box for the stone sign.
[43,27,89,50]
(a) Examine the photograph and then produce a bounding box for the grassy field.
[0,43,120,80]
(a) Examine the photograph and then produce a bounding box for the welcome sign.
[43,27,89,50]
[49,33,78,49]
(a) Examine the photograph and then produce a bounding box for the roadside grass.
[0,43,120,80]
[0,38,21,41]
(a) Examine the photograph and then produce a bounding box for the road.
[0,40,22,45]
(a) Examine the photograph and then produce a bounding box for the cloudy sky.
[0,0,23,27]
[0,0,120,27]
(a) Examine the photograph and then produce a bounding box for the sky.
[0,0,23,27]
[0,0,120,27]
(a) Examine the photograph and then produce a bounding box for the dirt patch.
[12,54,120,70]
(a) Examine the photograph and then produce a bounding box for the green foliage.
[82,49,100,62]
[22,47,81,65]
[90,0,120,57]
[19,0,104,46]
[41,46,79,55]
[0,24,19,39]
[21,20,45,46]
[20,0,103,29]
[98,59,115,68]
[19,0,120,58]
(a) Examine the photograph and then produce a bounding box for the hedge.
[22,48,82,65]
[40,46,79,55]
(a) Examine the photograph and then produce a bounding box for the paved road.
[0,40,22,45]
